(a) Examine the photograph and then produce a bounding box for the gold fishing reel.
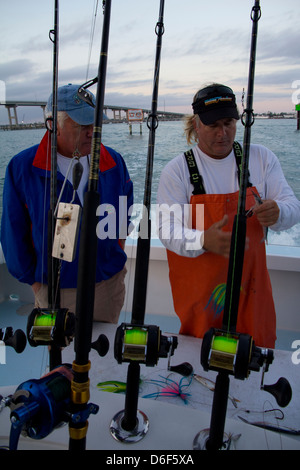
[201,327,292,411]
[201,327,273,381]
[27,307,75,348]
[114,323,177,367]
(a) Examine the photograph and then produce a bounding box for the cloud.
[1,0,299,119]
[0,59,35,82]
[258,29,300,62]
[255,68,300,87]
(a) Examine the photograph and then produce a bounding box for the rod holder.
[110,323,177,442]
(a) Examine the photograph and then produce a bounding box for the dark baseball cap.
[192,84,239,125]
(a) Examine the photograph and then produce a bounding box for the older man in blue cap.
[1,84,133,323]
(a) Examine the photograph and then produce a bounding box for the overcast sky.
[1,0,300,123]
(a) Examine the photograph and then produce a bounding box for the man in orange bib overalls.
[157,83,300,348]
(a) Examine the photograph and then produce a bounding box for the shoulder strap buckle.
[184,149,205,195]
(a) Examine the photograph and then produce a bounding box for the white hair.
[45,110,69,129]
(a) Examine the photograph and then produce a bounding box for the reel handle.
[263,377,292,408]
[91,334,109,357]
[0,328,26,354]
[169,362,194,376]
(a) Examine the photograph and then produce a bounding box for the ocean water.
[0,118,300,247]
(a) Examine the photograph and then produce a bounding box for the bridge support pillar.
[41,105,46,122]
[113,109,121,121]
[6,105,18,129]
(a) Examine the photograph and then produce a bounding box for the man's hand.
[253,199,279,227]
[31,282,42,295]
[202,215,232,257]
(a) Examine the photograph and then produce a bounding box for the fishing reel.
[201,327,292,407]
[195,327,292,451]
[6,364,99,450]
[111,323,178,444]
[0,327,27,354]
[114,322,178,367]
[27,307,75,348]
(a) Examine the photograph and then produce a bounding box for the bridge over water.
[0,100,184,130]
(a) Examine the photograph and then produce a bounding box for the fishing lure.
[238,415,300,436]
[142,375,193,405]
[97,380,127,393]
[97,379,144,393]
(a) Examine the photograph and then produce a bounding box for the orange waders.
[166,150,276,348]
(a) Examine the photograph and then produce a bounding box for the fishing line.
[55,156,77,215]
[86,0,100,80]
[121,242,135,325]
[55,153,88,211]
[261,399,283,450]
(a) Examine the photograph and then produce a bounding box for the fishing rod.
[68,0,112,451]
[131,0,165,325]
[111,0,178,443]
[200,1,262,452]
[5,2,77,450]
[222,0,261,332]
[26,0,70,371]
[27,0,77,371]
[199,1,291,450]
[47,0,63,370]
[48,0,59,312]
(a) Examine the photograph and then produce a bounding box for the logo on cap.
[72,93,81,105]
[204,96,233,106]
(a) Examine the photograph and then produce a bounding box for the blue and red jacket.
[1,132,133,288]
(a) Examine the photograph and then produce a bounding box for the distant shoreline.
[0,115,297,131]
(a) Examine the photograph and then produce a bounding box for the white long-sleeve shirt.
[156,143,300,257]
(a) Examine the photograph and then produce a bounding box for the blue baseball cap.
[47,83,96,125]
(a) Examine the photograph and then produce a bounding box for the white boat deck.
[0,322,300,450]
[0,241,299,450]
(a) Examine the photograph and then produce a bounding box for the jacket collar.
[33,131,117,172]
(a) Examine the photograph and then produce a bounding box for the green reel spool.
[211,334,238,355]
[34,313,56,327]
[123,327,148,346]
